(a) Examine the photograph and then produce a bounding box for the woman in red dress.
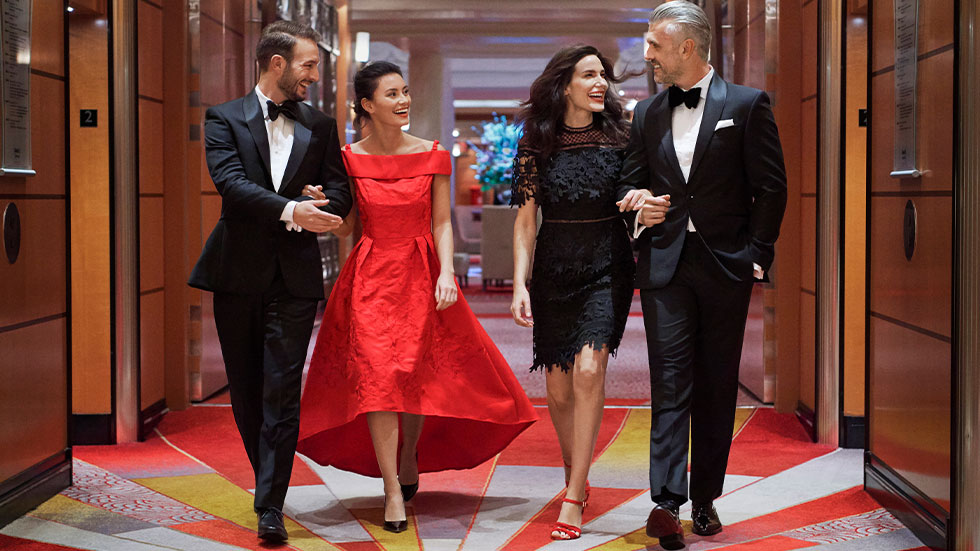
[297,61,537,533]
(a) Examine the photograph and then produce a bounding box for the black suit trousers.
[640,234,753,505]
[212,266,318,511]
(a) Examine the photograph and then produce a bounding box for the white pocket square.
[715,119,735,131]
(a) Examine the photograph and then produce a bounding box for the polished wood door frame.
[816,0,844,447]
[954,0,979,547]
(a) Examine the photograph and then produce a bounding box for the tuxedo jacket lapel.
[279,109,311,196]
[244,93,273,187]
[689,74,727,181]
[647,94,685,185]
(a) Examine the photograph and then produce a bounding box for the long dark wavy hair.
[517,45,631,166]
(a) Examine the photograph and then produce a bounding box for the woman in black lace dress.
[510,45,653,540]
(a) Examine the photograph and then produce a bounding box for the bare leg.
[399,413,424,484]
[366,412,405,523]
[545,364,575,471]
[554,345,608,534]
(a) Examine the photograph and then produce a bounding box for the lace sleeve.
[510,147,540,207]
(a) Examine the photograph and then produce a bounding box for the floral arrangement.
[468,114,522,203]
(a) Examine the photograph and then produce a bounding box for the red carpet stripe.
[157,406,323,488]
[496,407,629,466]
[0,535,88,550]
[727,408,835,477]
[501,487,645,550]
[175,518,293,551]
[335,543,384,551]
[716,487,880,543]
[72,432,213,479]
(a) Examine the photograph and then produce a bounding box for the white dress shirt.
[635,68,764,278]
[254,86,300,231]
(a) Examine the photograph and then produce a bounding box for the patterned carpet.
[1,284,929,550]
[0,408,928,550]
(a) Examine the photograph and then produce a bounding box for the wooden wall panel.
[69,14,111,415]
[801,100,817,195]
[869,318,951,509]
[199,17,226,107]
[223,31,246,101]
[202,195,222,231]
[31,0,65,76]
[802,1,818,99]
[772,0,803,412]
[139,197,165,292]
[871,0,954,72]
[225,0,246,36]
[138,1,163,100]
[140,291,166,407]
[138,100,164,195]
[867,0,954,520]
[800,292,816,409]
[801,197,817,292]
[200,0,245,35]
[0,199,67,326]
[189,0,247,402]
[870,58,954,194]
[0,0,68,491]
[29,75,68,196]
[0,321,68,482]
[843,16,868,417]
[138,1,166,415]
[870,196,952,337]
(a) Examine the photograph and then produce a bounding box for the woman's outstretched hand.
[303,184,327,200]
[511,286,533,327]
[435,272,458,311]
[617,188,653,212]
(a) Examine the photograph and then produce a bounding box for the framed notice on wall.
[0,0,33,177]
[891,0,920,179]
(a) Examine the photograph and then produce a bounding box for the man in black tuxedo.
[617,2,786,548]
[188,21,351,542]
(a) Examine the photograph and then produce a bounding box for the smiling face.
[276,38,320,101]
[362,73,411,128]
[644,19,688,86]
[564,55,609,116]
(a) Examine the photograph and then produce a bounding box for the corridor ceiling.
[350,0,656,118]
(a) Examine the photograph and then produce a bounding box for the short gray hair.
[649,1,712,61]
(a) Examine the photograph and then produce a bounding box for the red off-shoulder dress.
[296,142,537,476]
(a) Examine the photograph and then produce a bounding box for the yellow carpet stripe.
[591,409,650,471]
[348,507,421,551]
[135,473,340,551]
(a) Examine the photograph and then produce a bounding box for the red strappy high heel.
[563,461,591,503]
[551,498,586,540]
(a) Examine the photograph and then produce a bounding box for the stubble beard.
[278,69,305,102]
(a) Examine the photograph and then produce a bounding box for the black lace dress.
[511,124,635,371]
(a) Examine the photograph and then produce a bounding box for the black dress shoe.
[400,452,419,501]
[692,502,723,536]
[646,500,684,550]
[257,507,288,542]
[383,519,408,533]
[383,495,408,533]
[400,481,419,501]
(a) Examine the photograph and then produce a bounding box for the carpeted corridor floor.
[1,284,930,550]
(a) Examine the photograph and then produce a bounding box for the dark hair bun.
[353,61,404,128]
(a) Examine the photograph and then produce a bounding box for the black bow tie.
[267,100,300,122]
[668,86,701,109]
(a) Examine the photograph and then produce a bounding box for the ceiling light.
[355,32,370,63]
